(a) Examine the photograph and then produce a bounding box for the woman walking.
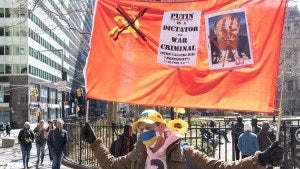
[18,122,35,169]
[45,120,56,164]
[33,120,47,166]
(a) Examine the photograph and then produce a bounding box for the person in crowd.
[232,116,244,160]
[45,119,56,163]
[257,121,276,151]
[5,122,11,137]
[0,121,5,137]
[81,109,283,169]
[251,116,261,134]
[33,120,47,166]
[47,119,68,169]
[209,120,231,143]
[200,123,219,147]
[111,124,136,157]
[126,119,137,141]
[238,121,259,159]
[18,122,35,169]
[257,121,276,169]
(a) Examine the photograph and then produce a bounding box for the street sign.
[57,81,67,91]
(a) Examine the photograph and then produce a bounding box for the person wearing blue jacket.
[47,119,68,169]
[238,121,259,159]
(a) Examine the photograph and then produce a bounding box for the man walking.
[47,119,68,169]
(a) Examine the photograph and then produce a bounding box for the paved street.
[0,127,72,169]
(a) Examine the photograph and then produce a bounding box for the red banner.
[84,0,287,113]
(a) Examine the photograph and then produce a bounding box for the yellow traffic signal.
[31,88,38,99]
[76,88,83,97]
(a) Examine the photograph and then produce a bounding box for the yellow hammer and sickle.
[109,15,140,38]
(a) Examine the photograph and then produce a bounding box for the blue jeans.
[51,149,63,169]
[20,144,32,167]
[36,141,46,162]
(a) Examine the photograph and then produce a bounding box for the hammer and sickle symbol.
[109,6,148,41]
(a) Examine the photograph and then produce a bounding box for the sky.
[288,0,300,8]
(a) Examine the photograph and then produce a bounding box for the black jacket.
[18,128,35,146]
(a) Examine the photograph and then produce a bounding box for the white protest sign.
[157,11,201,67]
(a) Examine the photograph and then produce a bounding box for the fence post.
[79,119,83,165]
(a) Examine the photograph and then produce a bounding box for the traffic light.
[76,88,83,97]
[62,70,67,81]
[31,88,38,99]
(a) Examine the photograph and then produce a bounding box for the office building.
[0,0,92,127]
[277,6,300,115]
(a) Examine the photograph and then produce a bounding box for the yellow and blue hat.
[133,109,165,130]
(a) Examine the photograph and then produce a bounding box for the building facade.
[0,0,92,127]
[277,6,300,116]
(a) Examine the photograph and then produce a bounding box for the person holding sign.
[82,109,283,169]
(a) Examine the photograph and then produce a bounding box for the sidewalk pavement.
[0,126,72,169]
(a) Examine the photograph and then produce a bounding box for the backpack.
[110,134,122,157]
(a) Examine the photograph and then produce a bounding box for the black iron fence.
[63,118,300,168]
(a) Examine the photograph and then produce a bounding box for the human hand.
[81,122,96,144]
[258,141,283,167]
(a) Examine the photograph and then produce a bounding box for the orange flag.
[84,0,287,113]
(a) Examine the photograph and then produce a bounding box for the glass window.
[0,64,4,74]
[41,87,48,98]
[287,80,294,91]
[0,46,4,55]
[12,64,20,74]
[20,65,27,74]
[0,83,10,92]
[19,46,27,55]
[13,46,20,55]
[288,100,295,111]
[20,8,27,17]
[5,8,11,17]
[5,26,12,36]
[0,27,4,36]
[5,64,11,74]
[50,90,56,99]
[10,8,19,17]
[5,46,13,55]
[0,8,4,18]
[13,26,20,36]
[20,26,27,36]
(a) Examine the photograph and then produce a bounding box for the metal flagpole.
[85,99,89,122]
[276,2,289,141]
